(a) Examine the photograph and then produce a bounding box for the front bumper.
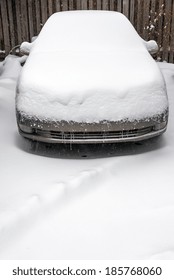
[16,111,168,144]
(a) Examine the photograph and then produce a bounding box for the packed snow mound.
[16,11,168,123]
[0,55,26,81]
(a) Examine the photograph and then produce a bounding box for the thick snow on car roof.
[32,11,145,53]
[17,11,168,123]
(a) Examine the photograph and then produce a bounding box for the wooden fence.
[0,0,174,62]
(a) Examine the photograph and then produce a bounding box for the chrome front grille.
[35,126,153,141]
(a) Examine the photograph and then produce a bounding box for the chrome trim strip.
[18,127,167,144]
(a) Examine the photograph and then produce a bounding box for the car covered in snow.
[16,11,168,143]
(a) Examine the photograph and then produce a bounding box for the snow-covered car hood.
[16,11,168,123]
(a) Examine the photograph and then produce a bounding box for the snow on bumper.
[16,110,168,144]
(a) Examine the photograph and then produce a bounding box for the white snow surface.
[0,55,174,260]
[17,11,168,122]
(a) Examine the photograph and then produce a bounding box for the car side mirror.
[143,39,158,55]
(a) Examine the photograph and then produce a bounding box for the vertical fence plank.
[102,0,109,10]
[110,0,115,11]
[0,5,5,58]
[156,0,164,59]
[89,0,93,9]
[27,0,34,40]
[68,0,74,10]
[169,0,174,62]
[35,0,41,35]
[76,0,81,9]
[6,0,15,48]
[0,8,3,49]
[20,0,29,42]
[116,0,122,12]
[142,0,150,40]
[0,0,11,53]
[55,0,61,11]
[96,0,102,9]
[163,0,172,61]
[41,0,48,26]
[149,0,157,40]
[122,0,129,18]
[81,0,88,9]
[136,0,143,36]
[48,0,53,16]
[15,0,23,44]
[150,0,156,23]
[61,0,68,11]
[129,0,135,25]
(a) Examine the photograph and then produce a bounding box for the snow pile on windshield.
[16,11,168,122]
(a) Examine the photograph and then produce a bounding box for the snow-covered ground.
[0,56,174,260]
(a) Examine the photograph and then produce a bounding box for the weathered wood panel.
[27,0,34,40]
[76,0,81,9]
[96,0,102,9]
[102,0,109,10]
[0,0,10,54]
[61,0,68,11]
[129,0,135,25]
[35,0,42,36]
[169,0,174,62]
[0,0,174,62]
[110,0,115,11]
[55,0,61,11]
[136,0,143,35]
[48,0,53,16]
[163,0,172,61]
[6,0,15,48]
[88,0,93,9]
[142,0,150,40]
[41,0,48,25]
[68,0,74,10]
[0,3,5,59]
[122,0,129,18]
[81,0,88,10]
[21,0,29,42]
[116,0,122,13]
[157,0,165,58]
